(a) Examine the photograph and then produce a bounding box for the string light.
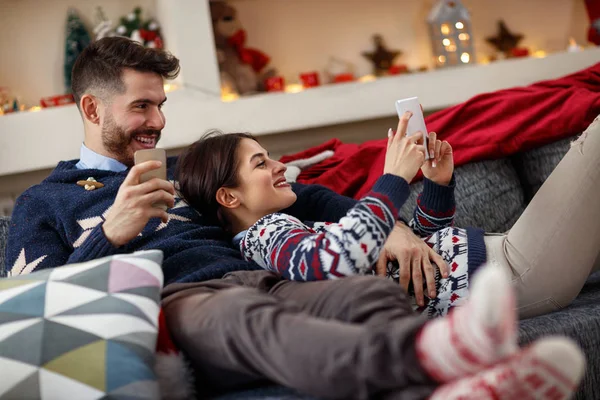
[458,33,469,41]
[460,53,471,63]
[358,74,377,82]
[440,24,450,35]
[284,84,304,93]
[455,22,464,29]
[442,38,451,46]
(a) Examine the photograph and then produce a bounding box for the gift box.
[40,94,75,108]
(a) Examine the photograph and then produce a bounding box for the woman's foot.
[416,264,518,382]
[429,336,585,400]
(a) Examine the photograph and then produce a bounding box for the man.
[5,38,582,400]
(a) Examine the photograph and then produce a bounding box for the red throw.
[280,62,600,199]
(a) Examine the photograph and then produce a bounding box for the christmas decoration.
[362,34,401,76]
[300,72,320,88]
[427,0,475,68]
[0,87,18,115]
[64,8,91,92]
[325,57,355,83]
[585,0,600,45]
[93,7,116,41]
[388,65,409,75]
[486,20,524,58]
[114,7,163,48]
[210,1,277,95]
[265,76,285,92]
[568,38,584,52]
[40,94,75,108]
[510,48,529,58]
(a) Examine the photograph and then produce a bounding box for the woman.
[177,112,600,319]
[164,113,593,399]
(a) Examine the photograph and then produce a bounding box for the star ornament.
[486,20,524,56]
[362,34,402,76]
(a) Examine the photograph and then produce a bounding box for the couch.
[1,136,599,400]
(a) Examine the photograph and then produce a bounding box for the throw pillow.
[0,250,164,400]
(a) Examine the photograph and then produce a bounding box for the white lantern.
[427,0,475,68]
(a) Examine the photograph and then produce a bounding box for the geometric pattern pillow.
[0,250,164,400]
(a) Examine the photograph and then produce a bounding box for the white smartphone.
[134,148,168,210]
[395,97,429,160]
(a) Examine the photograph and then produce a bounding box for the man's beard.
[101,112,161,166]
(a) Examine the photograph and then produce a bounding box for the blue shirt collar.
[75,143,128,172]
[232,230,247,249]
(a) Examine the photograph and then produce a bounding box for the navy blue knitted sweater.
[6,157,486,285]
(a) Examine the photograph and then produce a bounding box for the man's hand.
[421,132,454,186]
[102,161,176,247]
[376,222,449,306]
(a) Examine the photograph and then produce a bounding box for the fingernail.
[430,150,435,158]
[430,291,436,297]
[388,128,393,138]
[432,161,437,168]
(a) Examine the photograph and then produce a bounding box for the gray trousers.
[484,118,600,319]
[162,271,436,400]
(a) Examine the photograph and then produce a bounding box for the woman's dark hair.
[71,36,180,109]
[176,131,257,227]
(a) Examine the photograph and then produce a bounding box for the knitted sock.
[416,265,518,382]
[429,336,586,400]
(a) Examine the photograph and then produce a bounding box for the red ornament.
[265,76,285,92]
[333,73,355,83]
[228,29,271,73]
[388,64,409,75]
[511,47,530,58]
[40,94,75,108]
[300,72,320,88]
[140,29,158,42]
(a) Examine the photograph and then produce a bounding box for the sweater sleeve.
[409,175,456,237]
[286,183,358,223]
[241,174,410,281]
[5,190,121,276]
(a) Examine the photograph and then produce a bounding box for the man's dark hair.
[176,131,257,227]
[71,37,180,109]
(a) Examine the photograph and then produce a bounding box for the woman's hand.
[384,112,427,182]
[421,132,454,186]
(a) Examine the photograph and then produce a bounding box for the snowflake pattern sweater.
[240,174,487,317]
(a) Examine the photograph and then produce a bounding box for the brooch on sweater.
[77,177,104,191]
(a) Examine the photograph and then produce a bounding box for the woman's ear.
[216,187,240,209]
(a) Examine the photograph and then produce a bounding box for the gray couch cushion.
[0,216,8,277]
[400,159,526,233]
[512,137,573,201]
[519,272,600,400]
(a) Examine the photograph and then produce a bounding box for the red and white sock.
[416,265,518,382]
[429,336,586,400]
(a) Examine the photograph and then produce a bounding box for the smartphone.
[395,97,429,160]
[134,148,168,210]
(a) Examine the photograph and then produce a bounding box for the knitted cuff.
[419,175,456,214]
[68,224,122,264]
[372,174,411,213]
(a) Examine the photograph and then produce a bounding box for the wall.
[232,0,587,83]
[0,0,157,106]
[0,0,591,106]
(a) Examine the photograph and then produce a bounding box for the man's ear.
[80,94,101,125]
[216,187,240,209]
